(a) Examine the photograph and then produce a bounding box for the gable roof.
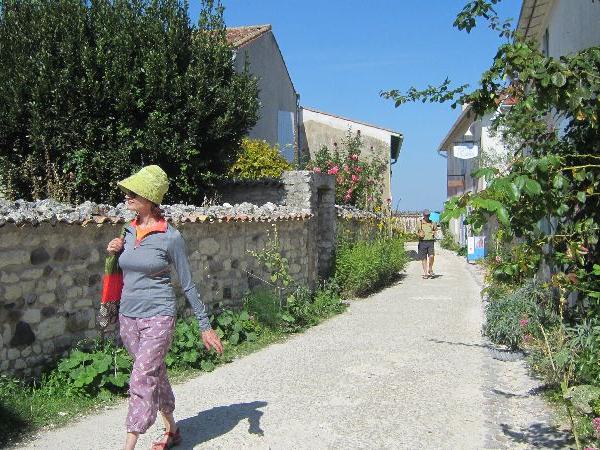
[226,25,272,48]
[301,106,402,136]
[517,0,554,42]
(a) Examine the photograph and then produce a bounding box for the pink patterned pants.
[119,314,176,434]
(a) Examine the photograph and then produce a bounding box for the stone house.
[227,25,299,162]
[299,106,403,205]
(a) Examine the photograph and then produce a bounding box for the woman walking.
[417,209,438,279]
[106,165,223,450]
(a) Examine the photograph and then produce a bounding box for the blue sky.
[191,1,521,212]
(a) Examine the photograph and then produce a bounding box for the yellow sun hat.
[117,165,169,205]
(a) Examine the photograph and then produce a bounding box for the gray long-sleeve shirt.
[118,223,210,331]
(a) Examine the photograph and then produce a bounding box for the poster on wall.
[453,142,479,159]
[467,236,486,262]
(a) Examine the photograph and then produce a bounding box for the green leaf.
[279,312,295,323]
[238,310,250,321]
[576,191,587,203]
[229,332,240,345]
[496,207,510,226]
[514,175,528,190]
[246,332,257,342]
[200,360,216,372]
[553,174,566,190]
[551,72,567,87]
[524,179,542,196]
[557,204,569,216]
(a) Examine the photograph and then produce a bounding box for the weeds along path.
[18,245,567,449]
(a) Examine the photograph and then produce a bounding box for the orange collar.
[131,217,168,243]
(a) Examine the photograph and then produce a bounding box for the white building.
[227,25,299,162]
[518,0,600,57]
[438,102,512,246]
[439,0,600,246]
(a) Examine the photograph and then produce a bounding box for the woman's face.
[124,190,153,215]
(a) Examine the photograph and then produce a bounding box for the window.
[542,27,550,56]
[277,110,295,162]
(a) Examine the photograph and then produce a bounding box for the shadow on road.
[176,400,267,449]
[500,422,573,448]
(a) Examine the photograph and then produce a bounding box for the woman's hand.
[106,237,124,255]
[201,329,224,355]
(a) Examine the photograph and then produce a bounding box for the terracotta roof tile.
[226,25,271,48]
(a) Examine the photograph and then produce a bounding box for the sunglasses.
[123,190,139,199]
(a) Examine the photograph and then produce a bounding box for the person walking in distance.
[106,165,223,450]
[417,209,438,279]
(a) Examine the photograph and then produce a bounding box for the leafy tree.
[382,0,600,319]
[0,0,259,203]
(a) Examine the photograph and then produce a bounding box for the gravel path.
[17,245,571,449]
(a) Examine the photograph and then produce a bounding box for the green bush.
[244,281,346,332]
[483,280,557,349]
[166,311,261,371]
[334,236,408,297]
[52,340,132,396]
[228,138,292,180]
[0,0,259,203]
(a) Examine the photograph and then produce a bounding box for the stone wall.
[0,171,335,377]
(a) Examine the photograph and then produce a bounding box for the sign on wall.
[453,142,479,159]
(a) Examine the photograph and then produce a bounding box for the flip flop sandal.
[151,429,181,450]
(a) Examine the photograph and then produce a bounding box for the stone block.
[0,250,29,268]
[30,248,51,265]
[87,248,100,264]
[7,348,20,360]
[22,309,41,324]
[21,347,32,358]
[66,309,93,332]
[199,238,220,256]
[4,284,22,302]
[37,316,66,340]
[74,298,92,308]
[32,343,41,354]
[53,247,70,262]
[39,293,56,305]
[13,359,26,370]
[60,274,74,288]
[46,278,57,291]
[1,272,19,283]
[21,268,44,281]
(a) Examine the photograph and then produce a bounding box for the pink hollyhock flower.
[343,164,350,172]
[346,188,353,196]
[355,166,363,173]
[351,174,359,183]
[519,318,529,327]
[522,334,533,344]
[343,193,352,202]
[313,167,321,173]
[327,165,339,175]
[584,447,598,450]
[350,154,359,161]
[593,417,600,436]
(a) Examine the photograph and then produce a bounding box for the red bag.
[98,226,127,328]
